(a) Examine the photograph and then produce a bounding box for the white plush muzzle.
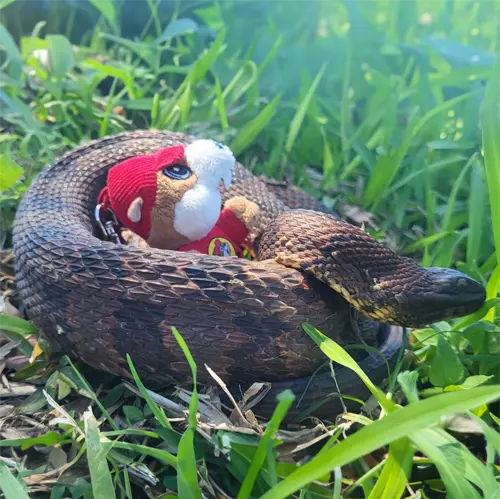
[174,139,236,241]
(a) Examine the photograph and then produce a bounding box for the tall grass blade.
[280,63,327,173]
[230,93,281,156]
[171,327,201,499]
[302,323,396,413]
[99,78,117,138]
[157,18,198,43]
[480,59,500,318]
[0,315,36,335]
[47,34,74,80]
[84,59,135,99]
[84,409,116,499]
[467,161,486,265]
[0,23,22,81]
[103,441,177,468]
[368,438,414,499]
[365,90,481,207]
[236,389,295,499]
[0,461,30,499]
[485,265,500,322]
[89,0,118,32]
[214,77,228,132]
[65,357,119,431]
[188,29,226,85]
[411,427,498,498]
[126,354,172,430]
[260,386,500,499]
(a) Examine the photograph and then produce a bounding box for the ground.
[0,1,499,498]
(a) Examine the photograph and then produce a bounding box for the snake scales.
[12,130,485,419]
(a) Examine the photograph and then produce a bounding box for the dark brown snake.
[12,130,486,419]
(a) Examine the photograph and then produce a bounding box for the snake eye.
[163,164,192,180]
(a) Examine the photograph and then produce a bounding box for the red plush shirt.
[178,209,248,257]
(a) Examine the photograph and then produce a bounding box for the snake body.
[12,131,485,419]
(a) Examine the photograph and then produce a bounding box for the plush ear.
[184,139,235,189]
[127,196,144,223]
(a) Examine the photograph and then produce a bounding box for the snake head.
[393,267,486,328]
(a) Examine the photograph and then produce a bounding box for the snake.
[12,130,486,420]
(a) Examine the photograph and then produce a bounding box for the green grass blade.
[171,327,201,499]
[0,314,37,334]
[84,59,135,99]
[176,427,200,499]
[214,77,228,132]
[99,77,118,138]
[103,441,177,468]
[365,89,481,208]
[145,0,168,40]
[260,386,500,499]
[256,34,283,75]
[442,154,477,232]
[485,265,500,322]
[320,126,337,189]
[157,18,197,44]
[230,93,281,156]
[403,231,454,254]
[480,60,500,259]
[178,82,192,127]
[0,91,51,153]
[302,323,396,413]
[84,409,116,499]
[66,357,119,431]
[368,438,414,499]
[280,63,327,173]
[480,59,500,320]
[187,28,226,85]
[411,428,498,499]
[452,297,499,330]
[88,0,118,31]
[126,354,172,430]
[0,461,30,499]
[0,154,23,190]
[47,34,74,80]
[221,61,258,106]
[430,153,476,265]
[236,389,295,499]
[467,161,486,265]
[364,108,418,208]
[0,23,22,81]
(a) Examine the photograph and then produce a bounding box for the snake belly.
[12,130,403,419]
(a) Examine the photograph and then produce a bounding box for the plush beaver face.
[109,139,236,250]
[148,140,235,249]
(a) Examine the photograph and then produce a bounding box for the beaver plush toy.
[96,139,259,257]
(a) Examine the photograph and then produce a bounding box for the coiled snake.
[13,131,485,419]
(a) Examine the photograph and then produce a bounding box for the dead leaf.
[205,363,257,430]
[29,342,44,364]
[338,201,378,229]
[239,382,272,413]
[0,381,36,398]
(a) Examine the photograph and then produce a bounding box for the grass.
[0,0,499,497]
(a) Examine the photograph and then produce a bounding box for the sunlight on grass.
[480,58,500,321]
[0,0,499,497]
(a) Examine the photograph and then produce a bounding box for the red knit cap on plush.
[98,145,185,239]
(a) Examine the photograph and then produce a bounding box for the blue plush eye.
[214,141,224,150]
[163,164,192,180]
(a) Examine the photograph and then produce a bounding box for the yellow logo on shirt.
[208,237,236,257]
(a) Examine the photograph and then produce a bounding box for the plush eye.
[163,164,192,180]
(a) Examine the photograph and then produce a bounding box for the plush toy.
[96,139,259,258]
